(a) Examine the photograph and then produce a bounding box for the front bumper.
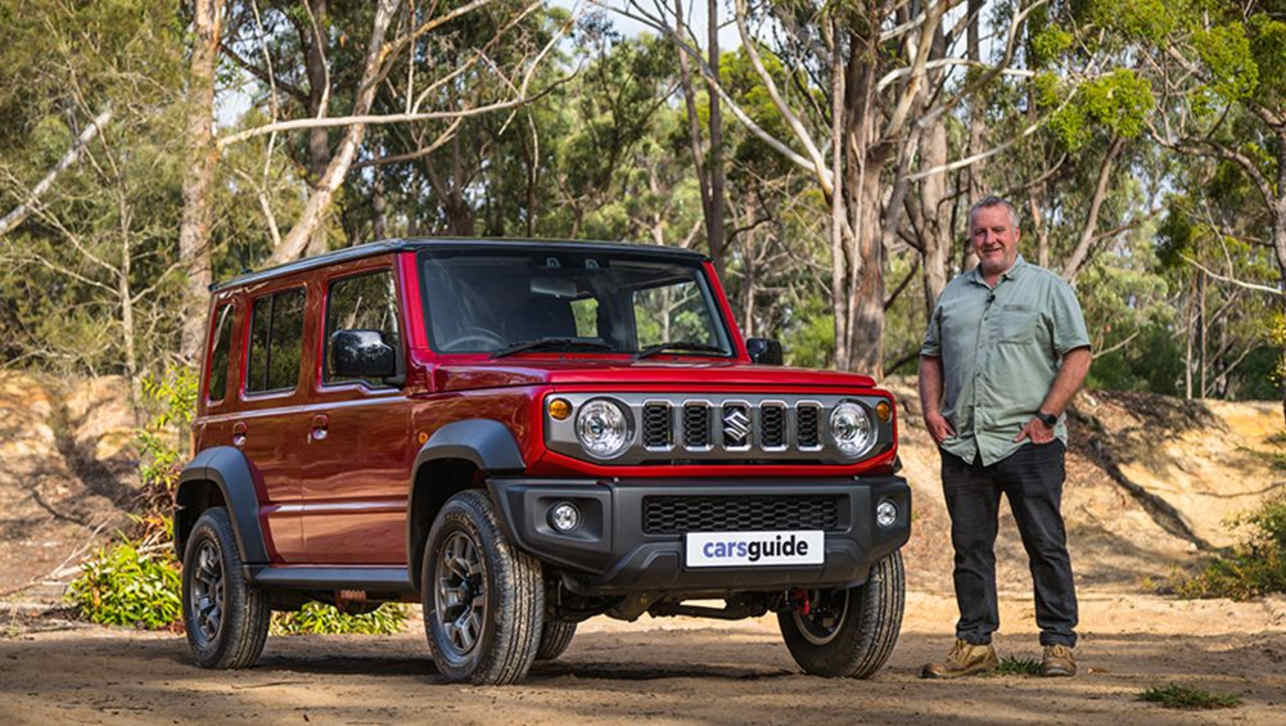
[485,476,911,593]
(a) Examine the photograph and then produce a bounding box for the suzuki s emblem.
[723,407,751,445]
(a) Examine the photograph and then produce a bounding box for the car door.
[235,285,309,562]
[299,263,413,564]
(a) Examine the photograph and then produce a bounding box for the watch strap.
[1037,411,1058,427]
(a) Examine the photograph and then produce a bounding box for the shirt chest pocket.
[990,303,1037,344]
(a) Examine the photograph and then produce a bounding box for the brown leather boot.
[919,639,999,678]
[1041,644,1076,676]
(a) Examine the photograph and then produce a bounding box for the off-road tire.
[777,551,905,678]
[182,507,271,669]
[421,490,544,684]
[535,620,577,661]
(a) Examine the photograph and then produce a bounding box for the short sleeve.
[920,299,943,357]
[1049,279,1091,355]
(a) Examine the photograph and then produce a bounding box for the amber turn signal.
[548,398,572,420]
[875,401,891,422]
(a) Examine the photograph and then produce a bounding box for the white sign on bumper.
[684,530,824,568]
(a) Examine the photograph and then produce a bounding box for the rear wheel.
[181,507,271,669]
[421,490,544,684]
[777,551,905,678]
[535,620,577,661]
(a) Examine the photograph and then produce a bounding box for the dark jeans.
[941,441,1077,647]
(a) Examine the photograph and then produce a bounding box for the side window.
[246,288,306,394]
[325,270,400,386]
[207,303,233,401]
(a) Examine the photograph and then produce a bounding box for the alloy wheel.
[434,530,488,657]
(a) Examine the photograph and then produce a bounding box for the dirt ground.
[2,372,1285,723]
[3,592,1284,725]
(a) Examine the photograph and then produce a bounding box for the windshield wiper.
[490,337,615,359]
[633,341,727,361]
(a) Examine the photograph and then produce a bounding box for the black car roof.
[210,238,711,292]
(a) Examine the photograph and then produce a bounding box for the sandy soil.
[2,592,1284,725]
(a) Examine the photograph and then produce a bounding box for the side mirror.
[331,329,397,379]
[746,337,783,365]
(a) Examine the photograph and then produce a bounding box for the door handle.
[232,422,247,448]
[311,414,329,441]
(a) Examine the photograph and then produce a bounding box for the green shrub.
[271,602,408,635]
[1174,493,1286,600]
[66,541,182,629]
[1139,683,1240,709]
[990,656,1043,676]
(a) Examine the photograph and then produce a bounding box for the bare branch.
[1181,255,1283,296]
[0,106,113,237]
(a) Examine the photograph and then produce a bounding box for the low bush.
[1172,493,1286,600]
[66,541,181,629]
[271,602,408,636]
[990,656,1043,676]
[1139,683,1240,709]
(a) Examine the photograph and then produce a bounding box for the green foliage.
[1173,494,1286,600]
[1139,683,1241,709]
[66,541,181,629]
[1031,27,1073,68]
[1051,70,1155,149]
[271,602,408,636]
[136,368,198,491]
[1193,23,1259,101]
[1088,0,1181,43]
[990,656,1043,676]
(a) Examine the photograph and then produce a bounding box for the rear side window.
[246,288,306,393]
[324,270,401,386]
[207,304,234,401]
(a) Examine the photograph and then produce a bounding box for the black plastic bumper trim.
[486,475,911,594]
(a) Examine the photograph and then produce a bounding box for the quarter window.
[324,270,401,386]
[246,288,306,393]
[207,304,233,401]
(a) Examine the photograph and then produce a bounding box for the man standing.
[918,196,1092,678]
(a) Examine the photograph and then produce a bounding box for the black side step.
[247,566,414,592]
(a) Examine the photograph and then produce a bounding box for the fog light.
[549,502,581,532]
[876,500,897,528]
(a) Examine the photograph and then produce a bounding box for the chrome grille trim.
[544,392,894,465]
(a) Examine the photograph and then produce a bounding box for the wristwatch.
[1036,411,1058,427]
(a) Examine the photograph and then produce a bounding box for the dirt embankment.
[1,372,1284,724]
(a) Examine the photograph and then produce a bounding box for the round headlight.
[575,398,632,459]
[829,401,876,459]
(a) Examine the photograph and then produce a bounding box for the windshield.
[419,248,733,356]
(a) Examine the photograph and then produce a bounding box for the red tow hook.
[790,588,810,616]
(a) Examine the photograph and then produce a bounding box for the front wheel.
[777,551,905,678]
[421,490,544,684]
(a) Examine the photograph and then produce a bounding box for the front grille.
[760,404,786,448]
[683,403,711,448]
[643,495,842,534]
[643,403,671,447]
[797,405,820,448]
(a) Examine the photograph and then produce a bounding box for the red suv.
[175,239,910,684]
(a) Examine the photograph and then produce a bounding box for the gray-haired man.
[918,196,1092,678]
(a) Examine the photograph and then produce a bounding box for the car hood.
[432,357,877,392]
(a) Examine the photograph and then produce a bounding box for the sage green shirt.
[920,256,1090,466]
